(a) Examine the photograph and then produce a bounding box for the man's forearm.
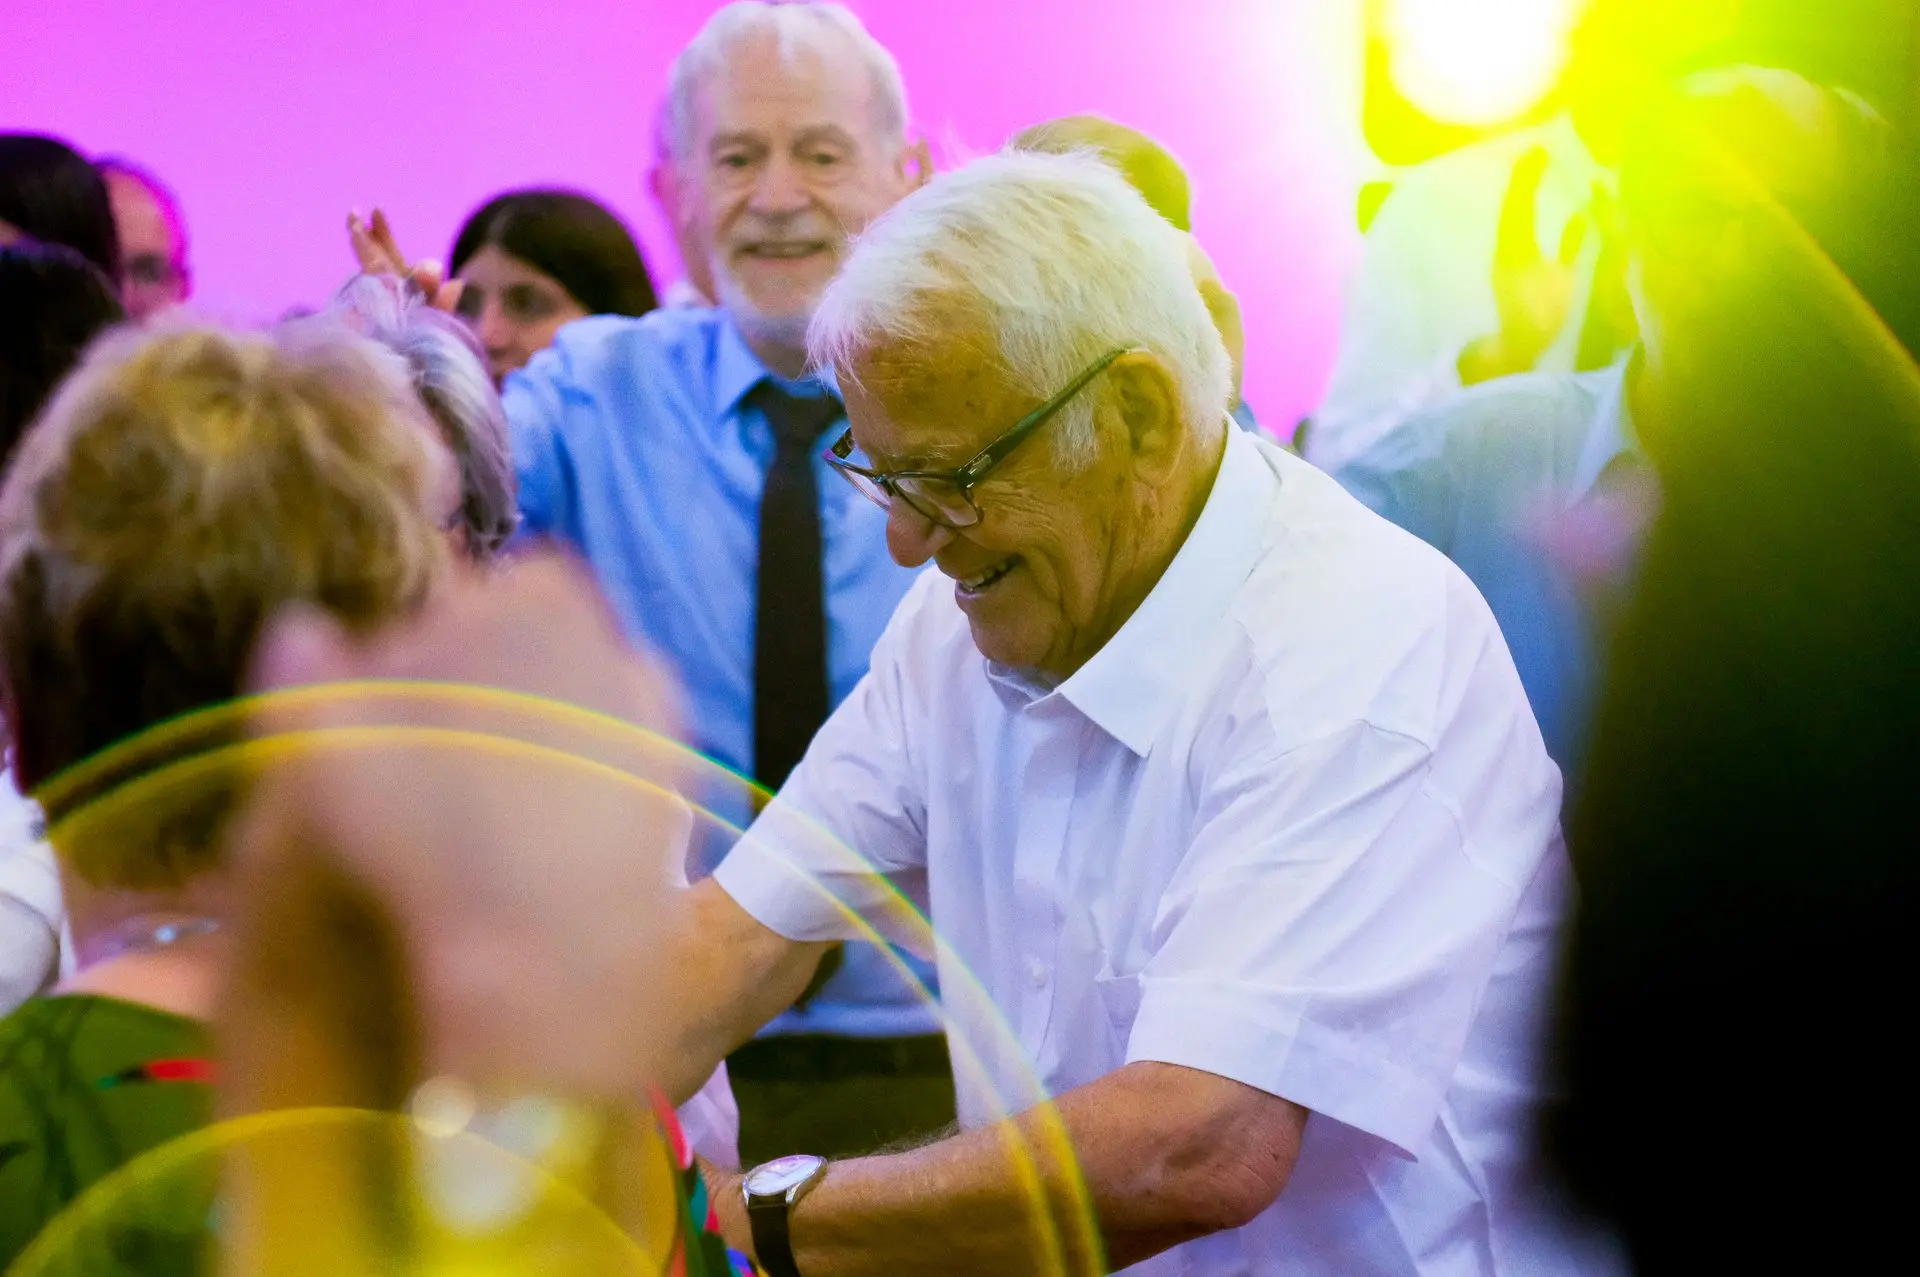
[655,877,833,1103]
[731,1109,1104,1276]
[718,1062,1304,1275]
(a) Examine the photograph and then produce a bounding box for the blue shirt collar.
[712,311,839,419]
[712,313,772,420]
[1570,352,1643,498]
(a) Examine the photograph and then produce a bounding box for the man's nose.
[749,152,812,218]
[886,500,955,567]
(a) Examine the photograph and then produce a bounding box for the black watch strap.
[748,1194,802,1277]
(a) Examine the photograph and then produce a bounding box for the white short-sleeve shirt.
[715,428,1619,1275]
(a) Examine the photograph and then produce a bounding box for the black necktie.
[750,381,842,791]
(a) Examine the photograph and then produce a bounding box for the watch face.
[746,1154,825,1197]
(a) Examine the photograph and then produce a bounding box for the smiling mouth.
[743,241,828,261]
[954,557,1019,597]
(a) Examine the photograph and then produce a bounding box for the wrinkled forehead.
[841,331,1028,468]
[688,32,884,149]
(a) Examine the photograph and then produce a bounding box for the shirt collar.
[712,313,772,420]
[712,311,843,421]
[1570,352,1643,498]
[1042,425,1279,755]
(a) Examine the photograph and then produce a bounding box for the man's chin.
[734,309,812,349]
[714,283,817,354]
[964,618,1047,675]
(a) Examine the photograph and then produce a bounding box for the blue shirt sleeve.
[1328,406,1462,554]
[501,337,584,540]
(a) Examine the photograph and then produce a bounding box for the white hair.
[326,276,518,558]
[664,2,909,163]
[808,150,1233,468]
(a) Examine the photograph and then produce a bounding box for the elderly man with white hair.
[296,147,1612,1273]
[651,147,1611,1276]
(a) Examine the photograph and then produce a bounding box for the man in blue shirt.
[1332,357,1645,778]
[504,1,945,1166]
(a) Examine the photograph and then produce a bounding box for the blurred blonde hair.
[1009,114,1192,232]
[0,321,447,889]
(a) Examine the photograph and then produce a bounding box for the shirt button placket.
[1012,708,1076,1055]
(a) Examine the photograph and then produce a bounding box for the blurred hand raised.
[1458,146,1591,385]
[347,207,465,313]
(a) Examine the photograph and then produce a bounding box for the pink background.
[2,0,1366,430]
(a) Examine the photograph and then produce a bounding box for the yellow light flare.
[1386,0,1584,127]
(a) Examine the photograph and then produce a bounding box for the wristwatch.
[742,1153,827,1277]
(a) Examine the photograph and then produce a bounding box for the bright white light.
[1387,0,1581,127]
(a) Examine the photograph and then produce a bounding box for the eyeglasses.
[824,346,1131,529]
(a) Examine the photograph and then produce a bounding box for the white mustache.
[731,218,840,249]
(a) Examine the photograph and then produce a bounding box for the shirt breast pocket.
[1093,964,1145,1063]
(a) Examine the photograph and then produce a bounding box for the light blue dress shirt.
[1331,360,1638,778]
[505,307,939,1039]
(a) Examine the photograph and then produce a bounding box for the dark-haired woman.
[448,189,658,383]
[0,242,124,466]
[0,134,120,284]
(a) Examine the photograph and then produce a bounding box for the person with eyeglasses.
[97,157,192,321]
[287,148,1606,1276]
[695,144,1610,1277]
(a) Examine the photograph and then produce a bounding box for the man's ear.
[1107,352,1186,481]
[648,164,678,220]
[902,137,934,191]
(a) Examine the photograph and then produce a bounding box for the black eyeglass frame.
[824,345,1133,528]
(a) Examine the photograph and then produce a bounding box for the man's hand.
[347,207,464,312]
[700,1159,752,1254]
[1458,146,1595,385]
[767,1061,1305,1276]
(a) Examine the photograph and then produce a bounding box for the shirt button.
[1027,958,1048,989]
